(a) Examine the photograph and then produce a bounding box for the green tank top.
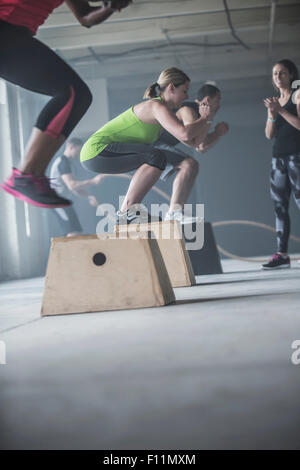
[80,98,162,162]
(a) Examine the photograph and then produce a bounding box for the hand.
[197,145,207,154]
[88,195,99,207]
[92,174,105,185]
[264,97,282,116]
[105,0,132,11]
[215,122,229,137]
[199,103,212,120]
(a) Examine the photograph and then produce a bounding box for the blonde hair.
[143,67,190,99]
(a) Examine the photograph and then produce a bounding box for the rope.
[212,220,300,262]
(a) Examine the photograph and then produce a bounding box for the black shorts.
[155,143,189,181]
[81,142,170,174]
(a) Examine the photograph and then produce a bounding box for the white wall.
[0,81,21,280]
[74,78,109,138]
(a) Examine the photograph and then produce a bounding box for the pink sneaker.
[1,168,71,208]
[262,253,290,270]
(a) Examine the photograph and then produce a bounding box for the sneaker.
[116,203,161,225]
[262,253,291,270]
[164,210,202,225]
[1,168,71,208]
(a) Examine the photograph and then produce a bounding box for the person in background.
[262,59,300,269]
[155,83,229,223]
[50,137,105,236]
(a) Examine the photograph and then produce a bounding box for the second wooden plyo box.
[115,220,196,288]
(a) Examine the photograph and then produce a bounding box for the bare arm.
[198,130,220,152]
[176,106,198,125]
[176,105,214,148]
[278,95,300,130]
[152,101,211,146]
[265,117,276,140]
[198,122,229,153]
[264,98,277,140]
[61,173,103,197]
[65,0,131,28]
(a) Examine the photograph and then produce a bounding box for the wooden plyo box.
[187,222,223,275]
[115,221,195,288]
[41,233,175,316]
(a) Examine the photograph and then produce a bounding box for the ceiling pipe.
[268,0,278,57]
[39,2,299,30]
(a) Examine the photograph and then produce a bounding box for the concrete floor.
[0,258,300,450]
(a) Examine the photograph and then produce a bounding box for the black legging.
[270,153,300,252]
[82,142,168,174]
[0,19,92,138]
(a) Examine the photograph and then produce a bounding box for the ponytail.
[143,67,190,100]
[143,82,161,99]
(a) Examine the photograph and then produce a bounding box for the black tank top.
[156,101,200,147]
[273,94,300,158]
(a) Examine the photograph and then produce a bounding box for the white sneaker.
[116,204,161,225]
[164,210,202,224]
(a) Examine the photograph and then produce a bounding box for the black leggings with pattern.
[270,153,300,252]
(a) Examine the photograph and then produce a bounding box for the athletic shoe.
[0,168,71,208]
[164,210,202,225]
[116,204,161,225]
[262,253,291,270]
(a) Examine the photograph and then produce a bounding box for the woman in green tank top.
[81,67,212,220]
